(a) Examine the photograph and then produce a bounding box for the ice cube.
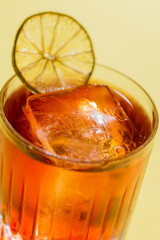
[24,85,144,160]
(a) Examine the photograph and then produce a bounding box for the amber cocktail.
[0,65,158,240]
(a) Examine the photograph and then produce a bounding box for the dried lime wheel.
[12,12,95,93]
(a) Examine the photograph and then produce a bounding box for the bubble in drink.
[24,85,144,160]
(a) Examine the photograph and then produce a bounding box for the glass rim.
[0,64,159,169]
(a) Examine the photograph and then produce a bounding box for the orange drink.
[0,65,158,240]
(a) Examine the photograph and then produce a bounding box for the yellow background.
[0,0,160,239]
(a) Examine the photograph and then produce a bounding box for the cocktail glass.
[0,64,158,240]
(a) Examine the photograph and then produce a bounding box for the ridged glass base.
[0,215,123,240]
[0,218,15,240]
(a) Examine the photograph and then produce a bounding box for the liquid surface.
[5,84,151,161]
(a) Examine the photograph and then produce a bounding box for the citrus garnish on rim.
[12,12,95,93]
